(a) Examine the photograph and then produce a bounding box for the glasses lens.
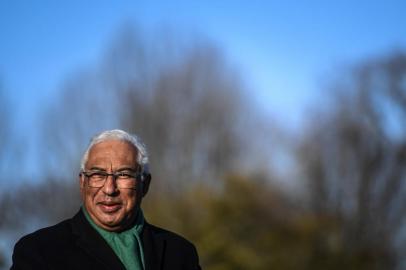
[87,172,107,187]
[116,173,137,189]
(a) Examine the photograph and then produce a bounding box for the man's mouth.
[98,202,122,213]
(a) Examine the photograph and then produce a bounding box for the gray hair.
[80,129,149,174]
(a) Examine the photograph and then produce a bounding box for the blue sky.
[1,0,406,132]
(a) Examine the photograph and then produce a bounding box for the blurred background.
[1,1,406,269]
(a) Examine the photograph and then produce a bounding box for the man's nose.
[102,174,118,195]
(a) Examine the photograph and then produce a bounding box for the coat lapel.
[142,223,165,270]
[70,210,126,270]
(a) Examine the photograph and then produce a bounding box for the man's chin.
[94,209,123,226]
[97,216,123,230]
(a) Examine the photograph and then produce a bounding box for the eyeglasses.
[81,170,142,189]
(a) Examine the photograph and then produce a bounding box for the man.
[11,129,201,270]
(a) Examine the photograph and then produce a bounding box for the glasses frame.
[81,170,143,189]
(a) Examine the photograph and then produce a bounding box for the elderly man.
[11,129,201,270]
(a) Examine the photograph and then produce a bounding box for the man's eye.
[90,172,106,179]
[117,172,133,179]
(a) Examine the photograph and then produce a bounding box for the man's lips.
[97,202,122,213]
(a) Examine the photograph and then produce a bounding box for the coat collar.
[71,210,126,270]
[70,209,165,270]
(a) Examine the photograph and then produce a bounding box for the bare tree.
[0,81,11,183]
[298,52,406,269]
[119,41,254,191]
[3,22,264,253]
[0,24,278,270]
[0,81,33,269]
[57,25,258,193]
[39,25,258,187]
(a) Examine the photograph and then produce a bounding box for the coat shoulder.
[15,218,73,249]
[146,223,196,249]
[11,218,75,270]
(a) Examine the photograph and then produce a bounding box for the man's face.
[80,140,148,231]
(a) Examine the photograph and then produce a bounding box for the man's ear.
[141,173,151,197]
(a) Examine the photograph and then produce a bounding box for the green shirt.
[82,206,145,270]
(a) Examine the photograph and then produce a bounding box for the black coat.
[11,210,201,270]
